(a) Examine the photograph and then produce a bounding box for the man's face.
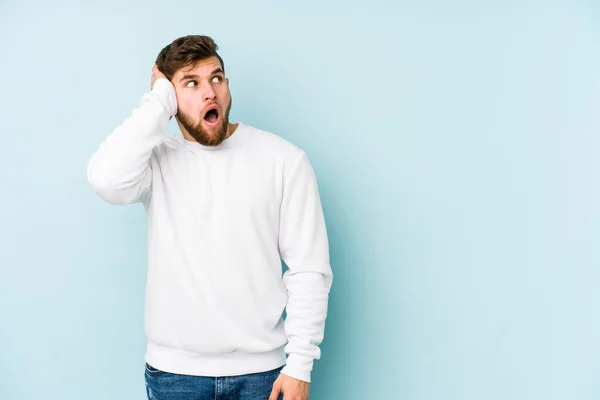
[171,56,232,146]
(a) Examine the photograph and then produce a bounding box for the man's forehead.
[176,57,222,77]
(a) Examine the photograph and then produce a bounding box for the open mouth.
[203,106,220,127]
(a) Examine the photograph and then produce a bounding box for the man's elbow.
[87,170,142,205]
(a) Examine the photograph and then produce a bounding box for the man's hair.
[155,35,225,81]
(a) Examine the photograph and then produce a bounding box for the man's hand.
[151,64,168,90]
[151,64,174,120]
[269,373,310,400]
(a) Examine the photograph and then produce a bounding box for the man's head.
[156,35,232,146]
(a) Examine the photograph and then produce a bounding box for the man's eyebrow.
[179,74,199,82]
[179,68,224,83]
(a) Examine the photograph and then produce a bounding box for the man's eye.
[186,81,197,87]
[212,76,222,83]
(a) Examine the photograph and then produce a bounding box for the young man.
[87,35,333,400]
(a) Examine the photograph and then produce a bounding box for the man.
[86,35,333,400]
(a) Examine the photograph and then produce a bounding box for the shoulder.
[239,123,305,160]
[151,133,185,155]
[160,134,183,150]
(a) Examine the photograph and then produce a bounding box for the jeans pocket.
[145,362,166,377]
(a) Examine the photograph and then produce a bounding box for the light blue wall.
[1,0,599,399]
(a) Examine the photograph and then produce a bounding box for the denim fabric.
[144,362,285,400]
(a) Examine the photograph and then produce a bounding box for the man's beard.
[177,98,232,146]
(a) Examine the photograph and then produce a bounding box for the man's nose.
[202,84,216,101]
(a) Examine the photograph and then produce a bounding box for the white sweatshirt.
[86,78,333,383]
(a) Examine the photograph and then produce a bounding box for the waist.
[145,340,286,377]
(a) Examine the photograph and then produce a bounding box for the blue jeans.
[144,362,285,400]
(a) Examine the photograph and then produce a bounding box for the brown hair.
[155,35,225,81]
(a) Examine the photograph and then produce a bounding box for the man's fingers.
[151,64,169,90]
[268,379,281,400]
[150,66,156,90]
[152,64,162,76]
[153,64,167,79]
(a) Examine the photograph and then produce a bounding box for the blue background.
[1,0,599,398]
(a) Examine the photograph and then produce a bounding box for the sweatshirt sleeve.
[86,78,178,205]
[278,151,333,383]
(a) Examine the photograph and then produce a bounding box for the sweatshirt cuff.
[280,353,314,383]
[150,78,178,117]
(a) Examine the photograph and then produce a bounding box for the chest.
[150,150,283,224]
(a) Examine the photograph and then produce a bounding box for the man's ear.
[226,77,229,85]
